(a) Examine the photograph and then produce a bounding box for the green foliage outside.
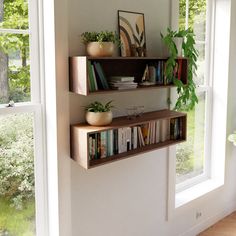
[176,0,206,181]
[0,0,30,103]
[0,114,35,235]
[0,197,35,236]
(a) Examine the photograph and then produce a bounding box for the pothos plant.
[81,31,120,45]
[161,28,199,111]
[85,101,113,113]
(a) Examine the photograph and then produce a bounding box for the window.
[176,0,212,190]
[0,0,47,235]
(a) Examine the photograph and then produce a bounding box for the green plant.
[85,101,113,112]
[81,31,120,45]
[161,28,199,111]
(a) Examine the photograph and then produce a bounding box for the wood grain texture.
[198,212,236,236]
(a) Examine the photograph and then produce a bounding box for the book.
[148,66,156,84]
[132,126,138,149]
[141,123,150,145]
[155,120,160,143]
[107,129,114,157]
[91,64,98,90]
[93,62,109,89]
[109,76,135,82]
[87,61,96,91]
[100,131,107,158]
[125,127,132,151]
[113,129,118,154]
[177,59,182,81]
[160,119,169,142]
[138,126,145,147]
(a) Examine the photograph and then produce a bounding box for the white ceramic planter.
[86,111,113,126]
[173,37,183,57]
[86,42,115,57]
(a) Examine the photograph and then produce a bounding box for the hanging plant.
[161,28,199,111]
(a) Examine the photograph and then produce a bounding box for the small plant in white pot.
[85,101,113,126]
[81,31,120,57]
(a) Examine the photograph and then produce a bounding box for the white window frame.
[168,0,230,217]
[0,0,49,235]
[173,0,213,192]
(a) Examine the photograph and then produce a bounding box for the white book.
[126,127,132,151]
[160,119,169,142]
[109,76,135,82]
[118,128,123,154]
[138,127,145,147]
[155,120,160,143]
[132,126,138,149]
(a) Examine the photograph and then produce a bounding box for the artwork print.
[118,10,146,57]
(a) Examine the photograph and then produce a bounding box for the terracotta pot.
[86,42,115,57]
[86,111,113,126]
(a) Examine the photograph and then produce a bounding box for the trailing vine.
[161,28,199,111]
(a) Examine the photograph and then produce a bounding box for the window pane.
[0,33,30,104]
[0,113,35,235]
[176,92,206,184]
[0,0,29,30]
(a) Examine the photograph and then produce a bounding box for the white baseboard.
[180,201,236,236]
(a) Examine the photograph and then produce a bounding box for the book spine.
[155,120,160,143]
[100,131,107,158]
[94,62,109,89]
[87,61,95,91]
[91,64,98,90]
[132,126,138,149]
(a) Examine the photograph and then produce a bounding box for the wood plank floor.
[198,212,236,236]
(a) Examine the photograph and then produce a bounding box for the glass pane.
[176,92,206,184]
[0,0,29,30]
[0,33,30,104]
[0,113,35,236]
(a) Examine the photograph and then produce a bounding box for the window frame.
[175,0,213,192]
[0,0,49,235]
[168,0,230,218]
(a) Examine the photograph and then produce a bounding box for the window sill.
[175,178,224,208]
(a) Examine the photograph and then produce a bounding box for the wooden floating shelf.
[71,109,187,169]
[69,56,188,96]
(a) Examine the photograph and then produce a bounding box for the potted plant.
[81,31,120,57]
[161,28,199,111]
[85,101,113,126]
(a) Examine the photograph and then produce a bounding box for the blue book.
[94,62,109,89]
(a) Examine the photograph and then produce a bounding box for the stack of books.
[108,76,138,90]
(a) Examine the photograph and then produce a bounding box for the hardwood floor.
[198,212,236,236]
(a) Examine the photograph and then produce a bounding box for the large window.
[176,0,212,189]
[0,0,45,235]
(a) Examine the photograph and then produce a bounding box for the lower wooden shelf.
[70,109,187,169]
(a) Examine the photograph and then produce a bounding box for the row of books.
[145,59,183,85]
[88,118,183,160]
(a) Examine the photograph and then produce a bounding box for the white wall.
[53,0,236,235]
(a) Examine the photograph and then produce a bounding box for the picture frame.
[118,10,147,57]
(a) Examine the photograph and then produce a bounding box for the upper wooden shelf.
[69,56,188,96]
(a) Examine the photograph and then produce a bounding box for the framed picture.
[118,10,146,57]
